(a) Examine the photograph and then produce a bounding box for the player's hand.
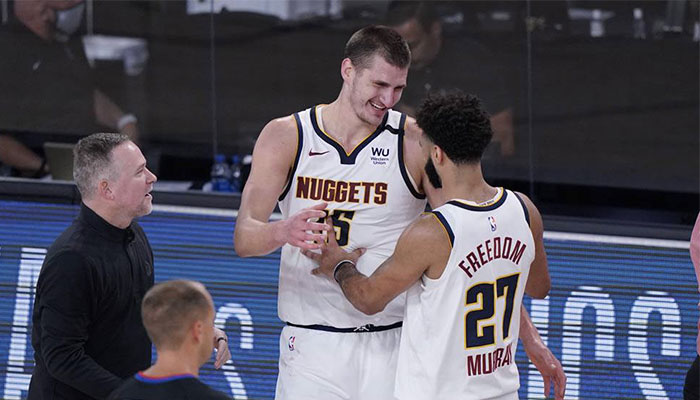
[527,342,566,400]
[301,227,365,279]
[213,327,231,369]
[275,202,331,250]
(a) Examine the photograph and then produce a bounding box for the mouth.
[369,100,386,111]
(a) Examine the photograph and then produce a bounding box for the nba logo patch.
[488,216,497,232]
[288,336,296,351]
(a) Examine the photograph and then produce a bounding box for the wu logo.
[371,147,389,157]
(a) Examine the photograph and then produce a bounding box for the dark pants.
[686,354,700,400]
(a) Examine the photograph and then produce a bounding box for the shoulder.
[400,212,449,247]
[261,115,299,138]
[254,115,300,155]
[512,190,544,237]
[512,191,538,216]
[36,249,97,300]
[42,247,91,275]
[186,379,230,399]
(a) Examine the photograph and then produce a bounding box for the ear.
[98,179,114,200]
[192,320,205,343]
[433,145,445,165]
[341,58,354,82]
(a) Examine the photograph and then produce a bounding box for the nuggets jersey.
[395,189,535,400]
[277,105,426,328]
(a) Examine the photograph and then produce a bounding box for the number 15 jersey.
[277,105,426,328]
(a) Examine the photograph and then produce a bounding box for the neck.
[324,93,380,145]
[438,163,496,203]
[83,199,132,229]
[143,350,200,378]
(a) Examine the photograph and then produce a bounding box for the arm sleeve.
[37,251,124,399]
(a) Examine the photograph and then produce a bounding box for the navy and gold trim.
[513,192,531,226]
[310,105,388,165]
[385,112,406,135]
[397,114,425,200]
[278,112,304,201]
[447,188,507,212]
[431,211,454,248]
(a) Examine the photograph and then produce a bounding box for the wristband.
[216,336,227,343]
[333,260,356,283]
[117,113,137,130]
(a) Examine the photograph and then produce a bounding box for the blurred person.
[306,91,554,399]
[386,1,515,157]
[28,133,230,400]
[686,212,700,400]
[107,280,230,400]
[234,25,564,400]
[0,0,140,177]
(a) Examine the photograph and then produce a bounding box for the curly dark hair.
[416,91,492,164]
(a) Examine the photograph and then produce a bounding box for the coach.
[27,133,229,399]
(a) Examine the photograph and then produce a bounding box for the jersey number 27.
[465,273,520,349]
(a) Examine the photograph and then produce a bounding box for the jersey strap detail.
[430,211,454,248]
[513,192,531,226]
[278,112,304,201]
[286,321,402,333]
[310,105,388,165]
[398,123,426,199]
[384,112,406,135]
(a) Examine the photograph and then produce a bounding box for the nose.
[379,88,395,108]
[146,168,157,184]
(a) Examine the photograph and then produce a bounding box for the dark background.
[1,0,698,224]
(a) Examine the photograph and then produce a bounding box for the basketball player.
[305,91,551,399]
[234,26,564,399]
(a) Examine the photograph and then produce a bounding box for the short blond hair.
[141,280,212,350]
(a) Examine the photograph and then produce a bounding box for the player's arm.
[304,214,450,315]
[690,212,700,268]
[519,307,566,400]
[515,192,550,298]
[233,116,330,257]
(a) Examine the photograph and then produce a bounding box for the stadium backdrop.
[0,200,696,399]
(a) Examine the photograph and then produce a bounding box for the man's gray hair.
[73,133,130,199]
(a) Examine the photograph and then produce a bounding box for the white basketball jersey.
[395,188,535,400]
[277,105,426,327]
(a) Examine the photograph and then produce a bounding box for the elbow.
[233,232,254,258]
[233,242,252,258]
[353,294,386,315]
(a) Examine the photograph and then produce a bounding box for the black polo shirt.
[28,203,154,400]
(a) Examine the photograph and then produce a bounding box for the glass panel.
[527,0,699,223]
